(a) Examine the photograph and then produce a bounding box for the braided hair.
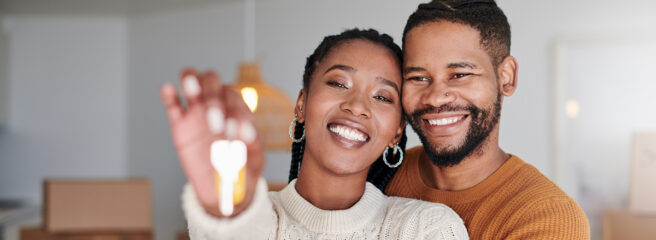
[287,28,406,192]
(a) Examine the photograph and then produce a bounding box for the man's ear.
[294,89,307,123]
[497,56,518,97]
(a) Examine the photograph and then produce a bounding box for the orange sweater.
[386,146,590,239]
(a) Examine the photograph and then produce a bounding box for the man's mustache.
[409,103,477,119]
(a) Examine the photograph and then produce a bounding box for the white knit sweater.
[182,178,468,239]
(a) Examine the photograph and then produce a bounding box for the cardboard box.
[629,132,656,213]
[176,230,190,240]
[268,182,288,192]
[44,179,152,233]
[603,209,656,240]
[20,226,152,240]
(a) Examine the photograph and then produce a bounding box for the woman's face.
[297,39,404,176]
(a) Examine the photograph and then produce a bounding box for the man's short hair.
[403,0,511,67]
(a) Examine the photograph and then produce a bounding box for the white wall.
[555,41,656,238]
[497,0,656,174]
[0,16,128,204]
[0,28,8,131]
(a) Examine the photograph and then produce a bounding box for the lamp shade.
[231,62,294,150]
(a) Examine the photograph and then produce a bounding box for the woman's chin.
[321,157,374,177]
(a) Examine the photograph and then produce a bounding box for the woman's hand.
[159,68,265,217]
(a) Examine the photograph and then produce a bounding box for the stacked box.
[21,180,153,240]
[21,227,152,240]
[603,132,656,239]
[629,132,656,213]
[603,210,656,240]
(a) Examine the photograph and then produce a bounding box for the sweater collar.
[407,148,525,204]
[279,179,387,234]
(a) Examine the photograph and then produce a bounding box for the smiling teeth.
[329,125,367,142]
[428,116,463,126]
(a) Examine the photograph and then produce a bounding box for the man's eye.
[374,96,393,103]
[327,81,347,88]
[452,73,472,79]
[405,76,429,82]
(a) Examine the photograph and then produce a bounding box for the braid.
[288,121,305,182]
[366,130,408,191]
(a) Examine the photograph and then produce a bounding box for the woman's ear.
[390,118,406,148]
[294,89,306,123]
[497,56,518,97]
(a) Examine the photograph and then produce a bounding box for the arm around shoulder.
[181,177,278,240]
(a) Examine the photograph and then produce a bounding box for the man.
[385,0,590,239]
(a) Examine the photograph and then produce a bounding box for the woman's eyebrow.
[376,77,400,94]
[324,64,355,74]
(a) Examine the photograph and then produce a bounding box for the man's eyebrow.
[376,77,400,94]
[447,62,478,69]
[324,64,355,74]
[404,66,426,74]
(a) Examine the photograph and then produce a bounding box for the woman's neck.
[294,157,368,210]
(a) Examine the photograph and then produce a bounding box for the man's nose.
[420,82,457,108]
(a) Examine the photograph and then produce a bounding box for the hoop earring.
[383,143,404,168]
[289,115,305,143]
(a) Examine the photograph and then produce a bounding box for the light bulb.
[241,87,258,112]
[566,99,580,119]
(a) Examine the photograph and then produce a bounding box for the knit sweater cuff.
[181,177,276,239]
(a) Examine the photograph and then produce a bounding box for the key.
[210,139,247,216]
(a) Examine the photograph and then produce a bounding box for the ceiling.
[0,0,240,16]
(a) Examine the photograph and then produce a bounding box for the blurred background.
[0,0,655,239]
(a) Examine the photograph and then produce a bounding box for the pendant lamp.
[232,62,294,150]
[232,0,294,150]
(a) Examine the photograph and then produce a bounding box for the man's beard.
[407,94,501,168]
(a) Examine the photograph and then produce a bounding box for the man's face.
[402,21,502,168]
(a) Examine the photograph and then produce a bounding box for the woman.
[160,28,468,239]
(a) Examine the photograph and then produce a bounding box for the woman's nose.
[340,92,371,118]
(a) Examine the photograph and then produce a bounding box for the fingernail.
[240,121,256,143]
[225,118,238,139]
[207,107,225,134]
[183,75,200,96]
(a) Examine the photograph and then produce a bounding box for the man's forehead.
[403,22,487,67]
[406,21,481,44]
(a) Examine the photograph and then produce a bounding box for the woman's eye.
[374,95,393,103]
[327,81,347,89]
[405,76,429,82]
